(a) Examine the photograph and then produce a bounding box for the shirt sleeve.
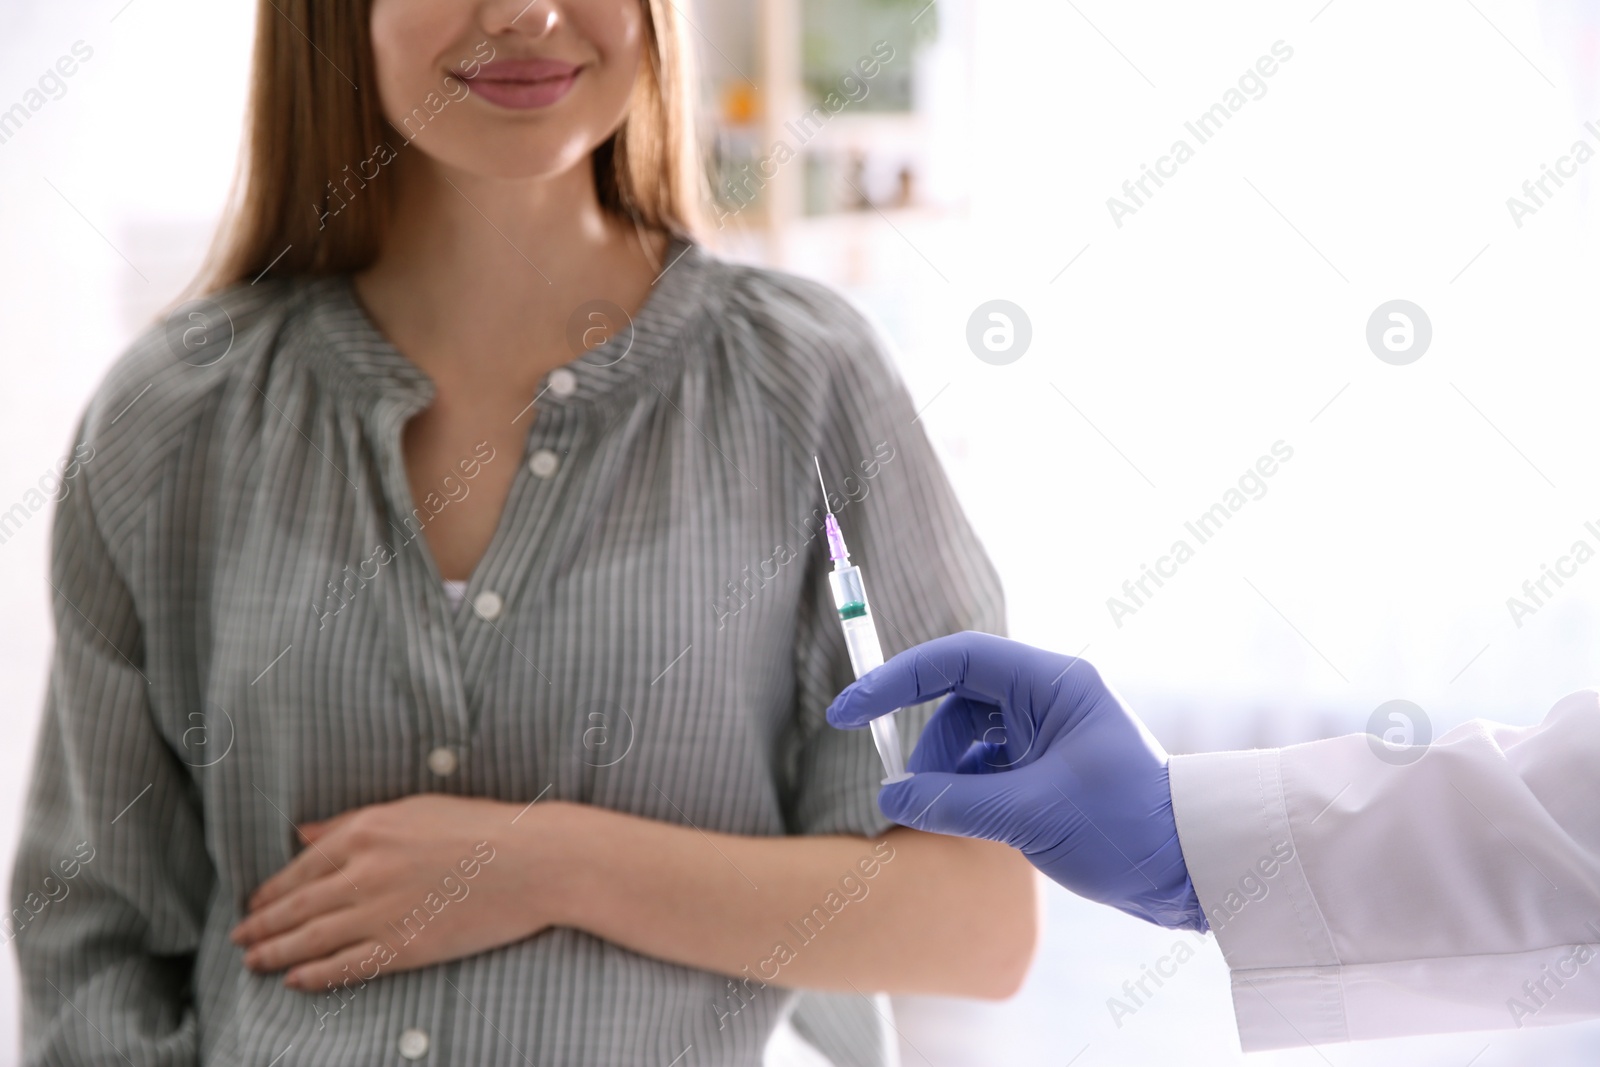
[783,300,1007,839]
[1168,689,1600,1051]
[10,419,211,1066]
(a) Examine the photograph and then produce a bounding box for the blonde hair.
[184,0,704,298]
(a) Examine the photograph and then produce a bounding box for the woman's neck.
[351,149,668,395]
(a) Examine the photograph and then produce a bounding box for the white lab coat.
[1168,689,1600,1051]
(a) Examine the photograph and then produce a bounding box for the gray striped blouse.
[9,236,1005,1066]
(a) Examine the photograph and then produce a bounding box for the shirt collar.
[298,234,716,423]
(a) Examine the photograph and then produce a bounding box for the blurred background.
[5,0,1600,1063]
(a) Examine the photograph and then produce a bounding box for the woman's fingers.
[249,831,350,908]
[249,825,360,910]
[283,937,398,993]
[233,872,354,947]
[243,908,368,975]
[298,805,365,843]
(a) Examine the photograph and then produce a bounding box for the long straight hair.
[183,0,704,299]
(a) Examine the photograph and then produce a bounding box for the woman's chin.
[417,142,596,184]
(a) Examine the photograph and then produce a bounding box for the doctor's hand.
[827,631,1206,932]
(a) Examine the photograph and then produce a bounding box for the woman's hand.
[230,794,570,991]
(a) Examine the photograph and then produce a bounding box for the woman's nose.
[488,0,559,39]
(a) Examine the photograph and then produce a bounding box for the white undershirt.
[443,579,467,611]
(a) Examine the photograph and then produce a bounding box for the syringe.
[814,457,914,785]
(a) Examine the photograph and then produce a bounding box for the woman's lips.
[456,58,581,110]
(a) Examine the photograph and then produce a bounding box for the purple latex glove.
[827,631,1207,932]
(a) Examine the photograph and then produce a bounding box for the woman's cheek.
[368,0,462,126]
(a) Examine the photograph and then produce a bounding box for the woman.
[9,1,1038,1064]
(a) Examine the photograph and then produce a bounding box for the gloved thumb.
[877,770,1020,848]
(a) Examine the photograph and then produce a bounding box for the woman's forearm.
[541,800,1041,999]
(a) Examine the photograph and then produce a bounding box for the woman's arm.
[235,794,1041,1000]
[547,800,1041,999]
[13,422,212,1066]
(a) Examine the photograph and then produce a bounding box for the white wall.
[856,2,1600,1062]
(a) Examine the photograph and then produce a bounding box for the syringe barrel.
[827,564,868,617]
[828,565,881,677]
[869,715,908,782]
[828,563,909,781]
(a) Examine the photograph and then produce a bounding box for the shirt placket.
[451,398,586,725]
[365,390,475,794]
[363,374,600,803]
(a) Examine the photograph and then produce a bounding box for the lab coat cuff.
[1170,749,1345,1047]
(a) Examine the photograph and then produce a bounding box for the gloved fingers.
[906,693,990,773]
[954,741,1001,776]
[875,767,1032,848]
[903,694,1044,777]
[946,723,1039,776]
[968,699,1045,771]
[827,630,1066,729]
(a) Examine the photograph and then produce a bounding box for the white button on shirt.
[426,747,458,776]
[527,449,559,478]
[472,590,504,620]
[398,1027,430,1059]
[547,367,578,397]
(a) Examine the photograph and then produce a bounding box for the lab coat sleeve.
[1168,690,1600,1051]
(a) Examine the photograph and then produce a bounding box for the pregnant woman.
[10,1,1037,1064]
